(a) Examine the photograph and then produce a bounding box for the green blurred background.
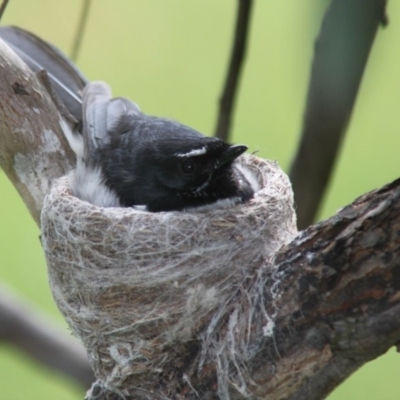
[0,1,399,399]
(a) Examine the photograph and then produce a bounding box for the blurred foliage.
[0,1,399,398]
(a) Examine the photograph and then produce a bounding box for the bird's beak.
[219,144,248,166]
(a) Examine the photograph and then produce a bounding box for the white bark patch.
[42,128,67,155]
[14,151,50,210]
[12,118,37,141]
[13,128,66,210]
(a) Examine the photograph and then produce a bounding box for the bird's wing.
[106,97,141,135]
[0,26,87,121]
[82,82,141,161]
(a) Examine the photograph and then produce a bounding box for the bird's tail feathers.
[0,26,87,121]
[82,82,112,160]
[82,82,141,161]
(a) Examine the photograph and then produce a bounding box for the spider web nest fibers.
[41,155,297,399]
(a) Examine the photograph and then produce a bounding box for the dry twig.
[71,0,92,62]
[214,0,253,141]
[0,0,9,21]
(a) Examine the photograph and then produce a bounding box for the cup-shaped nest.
[41,155,297,396]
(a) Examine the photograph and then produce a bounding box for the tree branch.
[251,177,400,399]
[0,37,92,386]
[0,283,94,387]
[0,38,75,224]
[289,0,388,229]
[214,0,253,141]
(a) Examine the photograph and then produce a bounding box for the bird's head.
[152,136,248,195]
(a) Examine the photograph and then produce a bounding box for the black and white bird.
[0,26,259,212]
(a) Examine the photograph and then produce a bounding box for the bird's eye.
[181,159,196,174]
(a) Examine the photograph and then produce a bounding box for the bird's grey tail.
[0,26,87,121]
[82,81,141,162]
[73,81,142,208]
[82,82,113,162]
[0,25,90,158]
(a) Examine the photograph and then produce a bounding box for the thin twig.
[214,0,253,141]
[0,0,9,22]
[289,0,387,230]
[71,0,92,62]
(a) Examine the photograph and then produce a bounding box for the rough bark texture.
[250,178,400,399]
[0,37,92,386]
[0,39,75,224]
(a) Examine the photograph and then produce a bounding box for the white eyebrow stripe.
[175,146,207,157]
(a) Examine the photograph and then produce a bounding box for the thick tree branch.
[0,284,94,387]
[0,38,92,386]
[289,0,387,229]
[182,177,400,399]
[0,38,75,224]
[250,177,400,399]
[214,0,253,141]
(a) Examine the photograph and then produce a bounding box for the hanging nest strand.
[41,154,297,399]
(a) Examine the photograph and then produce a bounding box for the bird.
[0,26,258,212]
